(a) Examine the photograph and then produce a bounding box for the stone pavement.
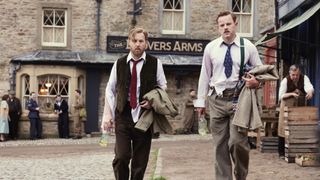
[0,134,320,180]
[0,134,211,180]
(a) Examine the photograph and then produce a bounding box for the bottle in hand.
[99,133,108,147]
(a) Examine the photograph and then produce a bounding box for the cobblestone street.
[0,135,320,180]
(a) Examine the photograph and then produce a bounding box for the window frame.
[39,3,72,50]
[21,74,30,110]
[231,0,254,37]
[161,0,186,35]
[37,74,70,113]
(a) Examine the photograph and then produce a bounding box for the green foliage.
[153,176,167,180]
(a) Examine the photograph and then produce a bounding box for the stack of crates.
[284,106,319,163]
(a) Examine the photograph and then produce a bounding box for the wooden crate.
[260,137,278,153]
[282,106,319,163]
[285,106,318,121]
[295,154,320,167]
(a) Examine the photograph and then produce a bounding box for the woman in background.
[0,94,10,141]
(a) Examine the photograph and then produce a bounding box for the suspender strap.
[239,37,245,79]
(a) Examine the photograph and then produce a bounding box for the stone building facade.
[0,0,275,137]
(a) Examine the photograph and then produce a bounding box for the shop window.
[21,74,30,110]
[232,0,253,37]
[162,0,185,34]
[41,5,71,48]
[37,75,70,112]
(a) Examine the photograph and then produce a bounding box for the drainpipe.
[9,63,21,92]
[274,0,280,102]
[96,0,102,52]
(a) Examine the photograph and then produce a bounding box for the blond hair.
[128,27,148,41]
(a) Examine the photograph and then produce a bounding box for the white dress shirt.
[278,75,314,101]
[194,35,262,108]
[104,52,167,123]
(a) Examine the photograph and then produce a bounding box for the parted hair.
[128,27,148,41]
[216,11,237,23]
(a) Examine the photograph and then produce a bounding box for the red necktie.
[130,59,142,109]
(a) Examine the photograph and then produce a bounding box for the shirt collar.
[218,35,241,48]
[126,51,147,64]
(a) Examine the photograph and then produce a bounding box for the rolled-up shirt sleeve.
[278,78,287,101]
[102,61,117,121]
[157,59,167,90]
[194,46,212,108]
[304,75,314,93]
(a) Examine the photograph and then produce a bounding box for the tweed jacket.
[135,87,178,134]
[232,65,279,131]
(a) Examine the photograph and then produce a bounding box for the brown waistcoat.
[286,74,305,95]
[116,54,158,113]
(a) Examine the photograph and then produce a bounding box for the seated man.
[277,64,314,158]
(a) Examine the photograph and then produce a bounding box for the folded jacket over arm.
[135,87,178,134]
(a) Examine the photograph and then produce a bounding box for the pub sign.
[106,36,210,56]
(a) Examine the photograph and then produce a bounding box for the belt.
[210,87,238,98]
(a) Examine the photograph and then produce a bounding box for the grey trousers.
[209,94,250,180]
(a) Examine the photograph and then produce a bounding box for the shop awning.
[11,50,203,66]
[255,1,320,46]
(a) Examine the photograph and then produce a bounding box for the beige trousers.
[209,93,250,180]
[73,114,82,136]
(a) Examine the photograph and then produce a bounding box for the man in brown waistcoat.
[277,64,314,158]
[101,27,167,180]
[72,89,84,139]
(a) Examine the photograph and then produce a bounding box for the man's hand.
[242,73,259,89]
[197,108,205,116]
[306,91,314,100]
[282,92,299,100]
[101,120,113,132]
[140,100,152,109]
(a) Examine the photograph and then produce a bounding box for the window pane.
[163,12,172,30]
[43,27,53,42]
[22,75,30,110]
[242,0,252,13]
[50,78,58,95]
[55,10,65,26]
[43,10,53,25]
[60,77,69,95]
[23,75,30,95]
[164,0,173,9]
[240,15,251,33]
[55,28,65,43]
[173,12,183,31]
[232,0,241,12]
[174,0,183,9]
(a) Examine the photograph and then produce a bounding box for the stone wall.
[0,0,275,135]
[258,0,276,33]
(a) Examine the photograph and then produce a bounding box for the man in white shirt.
[277,64,314,158]
[278,64,314,102]
[194,11,262,180]
[101,27,167,180]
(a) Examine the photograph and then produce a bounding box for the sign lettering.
[106,36,210,56]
